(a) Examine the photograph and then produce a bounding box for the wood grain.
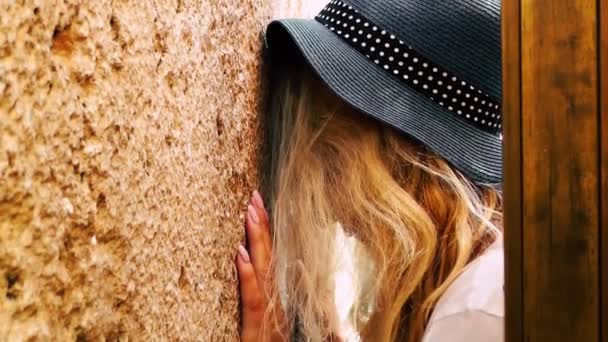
[520,1,600,341]
[601,0,608,340]
[501,0,523,340]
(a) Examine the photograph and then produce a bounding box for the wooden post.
[503,0,602,340]
[601,0,608,340]
[501,0,523,340]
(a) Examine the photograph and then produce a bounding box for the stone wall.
[0,0,273,340]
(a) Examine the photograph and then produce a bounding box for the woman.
[236,0,504,341]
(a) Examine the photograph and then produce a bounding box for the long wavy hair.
[261,60,502,342]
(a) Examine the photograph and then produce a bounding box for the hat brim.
[265,19,502,185]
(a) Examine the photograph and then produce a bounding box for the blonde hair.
[262,63,502,342]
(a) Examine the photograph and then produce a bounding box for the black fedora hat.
[264,0,502,185]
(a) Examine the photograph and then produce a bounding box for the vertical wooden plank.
[521,1,600,341]
[501,0,523,340]
[600,0,608,340]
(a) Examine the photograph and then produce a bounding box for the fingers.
[236,245,265,341]
[251,190,272,250]
[238,191,287,342]
[255,191,273,250]
[245,191,272,288]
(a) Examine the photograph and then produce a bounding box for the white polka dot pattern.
[315,0,502,133]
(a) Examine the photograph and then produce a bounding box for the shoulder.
[422,309,504,342]
[430,236,504,320]
[422,237,504,341]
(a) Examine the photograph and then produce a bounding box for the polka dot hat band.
[315,0,502,134]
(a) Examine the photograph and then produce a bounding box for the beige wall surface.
[275,0,326,18]
[0,0,275,340]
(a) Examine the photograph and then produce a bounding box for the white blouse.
[422,237,505,342]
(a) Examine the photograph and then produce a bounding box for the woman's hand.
[236,191,286,342]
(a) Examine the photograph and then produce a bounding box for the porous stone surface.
[275,0,326,19]
[0,0,274,340]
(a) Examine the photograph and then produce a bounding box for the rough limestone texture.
[275,0,326,19]
[0,0,281,340]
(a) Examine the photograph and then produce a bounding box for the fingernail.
[238,245,250,263]
[248,204,259,224]
[252,190,264,209]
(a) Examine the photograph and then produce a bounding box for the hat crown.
[346,0,501,100]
